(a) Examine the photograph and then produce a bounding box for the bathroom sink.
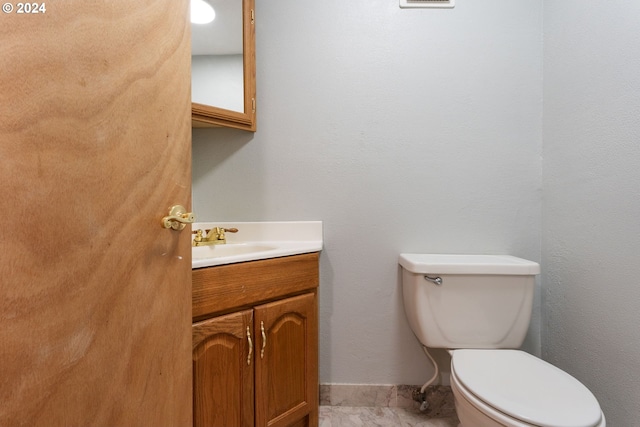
[192,243,276,259]
[190,221,323,268]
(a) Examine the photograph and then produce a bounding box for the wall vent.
[400,0,455,8]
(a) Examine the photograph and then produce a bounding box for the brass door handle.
[260,321,266,359]
[161,205,195,230]
[247,327,253,366]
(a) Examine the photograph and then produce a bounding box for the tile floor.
[319,405,460,427]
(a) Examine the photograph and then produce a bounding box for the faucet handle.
[191,227,238,246]
[215,227,238,240]
[195,228,238,235]
[192,229,205,246]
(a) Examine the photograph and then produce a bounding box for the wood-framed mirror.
[191,0,256,131]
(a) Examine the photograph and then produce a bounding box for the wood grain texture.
[0,1,192,426]
[192,253,320,320]
[255,293,319,427]
[193,311,254,427]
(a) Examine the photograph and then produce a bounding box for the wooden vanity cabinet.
[192,253,319,427]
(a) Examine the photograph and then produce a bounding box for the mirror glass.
[191,0,244,113]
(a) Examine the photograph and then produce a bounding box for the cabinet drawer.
[192,253,319,320]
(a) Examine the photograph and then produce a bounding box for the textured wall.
[542,2,640,424]
[193,0,542,386]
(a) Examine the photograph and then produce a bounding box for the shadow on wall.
[192,127,254,183]
[318,248,336,382]
[191,127,257,219]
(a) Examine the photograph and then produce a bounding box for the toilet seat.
[451,349,604,427]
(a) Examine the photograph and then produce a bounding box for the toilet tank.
[399,254,540,349]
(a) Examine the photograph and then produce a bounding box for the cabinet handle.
[246,327,253,366]
[260,321,266,359]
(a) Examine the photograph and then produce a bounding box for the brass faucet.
[192,227,238,246]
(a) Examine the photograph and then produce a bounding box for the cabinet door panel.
[193,310,254,427]
[255,293,318,427]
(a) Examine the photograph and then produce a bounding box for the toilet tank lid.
[399,254,540,275]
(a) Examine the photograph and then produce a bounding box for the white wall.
[542,2,640,424]
[193,0,543,386]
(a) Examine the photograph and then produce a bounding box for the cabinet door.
[193,310,254,427]
[254,293,319,427]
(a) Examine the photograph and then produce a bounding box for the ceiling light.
[191,0,215,25]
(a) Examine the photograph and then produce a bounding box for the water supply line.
[420,345,439,393]
[418,345,439,411]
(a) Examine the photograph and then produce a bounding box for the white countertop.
[191,221,323,268]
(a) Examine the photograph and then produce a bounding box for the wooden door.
[193,310,254,427]
[255,293,319,427]
[0,1,192,426]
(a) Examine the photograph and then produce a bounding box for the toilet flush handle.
[424,275,443,286]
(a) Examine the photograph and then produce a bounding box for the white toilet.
[399,254,605,427]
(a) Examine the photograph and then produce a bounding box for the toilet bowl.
[450,349,605,427]
[399,254,605,427]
